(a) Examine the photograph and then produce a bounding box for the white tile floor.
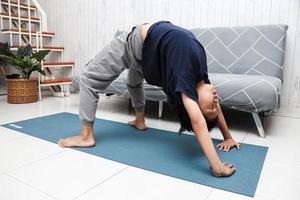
[0,94,300,200]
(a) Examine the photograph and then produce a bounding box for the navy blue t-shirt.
[142,21,210,108]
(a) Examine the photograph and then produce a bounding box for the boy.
[59,21,240,177]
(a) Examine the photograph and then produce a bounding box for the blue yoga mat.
[2,112,268,196]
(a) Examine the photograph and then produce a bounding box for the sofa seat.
[209,73,281,114]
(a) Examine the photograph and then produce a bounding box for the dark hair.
[176,103,217,134]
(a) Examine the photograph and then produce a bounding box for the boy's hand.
[211,162,236,177]
[216,139,240,152]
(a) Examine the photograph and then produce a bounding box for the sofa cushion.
[209,73,281,114]
[190,24,288,81]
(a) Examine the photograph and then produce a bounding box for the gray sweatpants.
[79,25,145,126]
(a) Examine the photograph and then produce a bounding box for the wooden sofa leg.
[252,113,266,138]
[158,101,163,118]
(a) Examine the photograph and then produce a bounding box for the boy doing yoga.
[58,21,240,177]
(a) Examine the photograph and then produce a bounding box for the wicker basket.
[6,78,38,104]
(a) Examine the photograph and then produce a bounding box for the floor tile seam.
[242,123,255,144]
[204,188,214,200]
[270,113,300,119]
[6,148,70,174]
[2,171,59,200]
[72,166,130,200]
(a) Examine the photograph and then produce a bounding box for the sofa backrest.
[190,24,288,80]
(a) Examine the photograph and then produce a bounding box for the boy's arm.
[181,93,235,176]
[216,103,240,151]
[216,103,232,139]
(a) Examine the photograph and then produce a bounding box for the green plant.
[0,44,50,79]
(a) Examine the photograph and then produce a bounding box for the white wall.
[38,0,300,107]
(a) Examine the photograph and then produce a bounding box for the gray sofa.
[104,24,288,137]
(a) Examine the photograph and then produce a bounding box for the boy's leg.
[59,33,128,147]
[126,66,146,130]
[125,25,147,130]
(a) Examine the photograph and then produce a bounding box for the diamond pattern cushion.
[210,73,281,114]
[190,24,288,80]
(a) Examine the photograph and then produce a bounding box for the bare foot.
[211,162,236,177]
[128,119,147,131]
[58,135,95,148]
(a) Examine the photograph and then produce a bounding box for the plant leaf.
[32,50,50,62]
[0,55,21,66]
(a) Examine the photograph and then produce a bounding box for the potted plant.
[0,44,50,103]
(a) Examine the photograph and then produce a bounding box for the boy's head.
[197,83,219,120]
[177,83,219,133]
